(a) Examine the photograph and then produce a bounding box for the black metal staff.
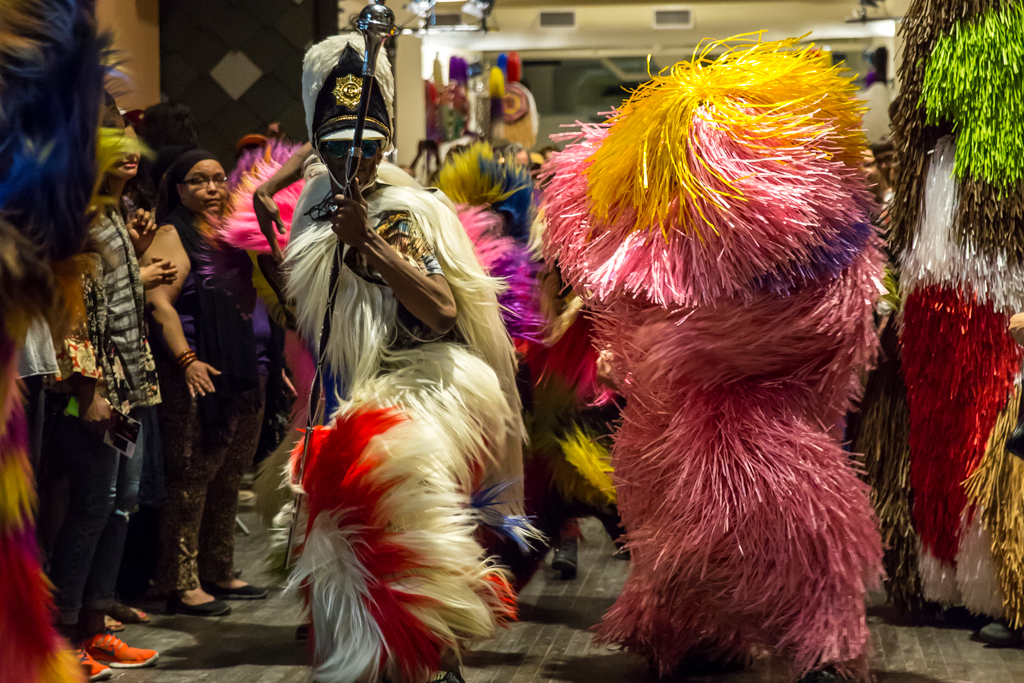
[285,0,398,568]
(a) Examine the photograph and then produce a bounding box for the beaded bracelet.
[177,349,198,370]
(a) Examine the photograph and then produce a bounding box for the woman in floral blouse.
[47,114,177,678]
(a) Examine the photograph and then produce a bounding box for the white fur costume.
[283,34,527,683]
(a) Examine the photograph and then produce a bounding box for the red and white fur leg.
[289,406,515,683]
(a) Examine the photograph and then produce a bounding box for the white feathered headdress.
[301,32,395,146]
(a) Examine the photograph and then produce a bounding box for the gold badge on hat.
[333,74,362,109]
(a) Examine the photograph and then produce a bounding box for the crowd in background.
[22,97,295,680]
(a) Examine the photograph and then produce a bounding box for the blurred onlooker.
[871,140,895,196]
[234,123,288,161]
[135,102,203,211]
[46,111,167,679]
[861,46,893,144]
[865,140,895,209]
[19,319,67,567]
[18,319,57,470]
[537,144,559,162]
[137,102,200,151]
[145,150,268,617]
[235,134,269,160]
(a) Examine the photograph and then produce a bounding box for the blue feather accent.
[471,480,541,552]
[474,154,535,243]
[492,187,534,243]
[752,220,875,295]
[0,0,110,261]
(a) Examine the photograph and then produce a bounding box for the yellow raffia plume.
[489,67,505,98]
[90,128,148,214]
[436,141,511,206]
[554,425,617,508]
[0,436,34,533]
[527,376,617,509]
[586,33,865,241]
[38,649,84,683]
[964,387,1024,628]
[0,317,30,415]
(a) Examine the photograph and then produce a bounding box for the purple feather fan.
[227,139,301,192]
[459,206,544,342]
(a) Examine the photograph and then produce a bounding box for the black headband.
[157,149,219,219]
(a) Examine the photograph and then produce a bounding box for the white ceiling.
[415,0,905,56]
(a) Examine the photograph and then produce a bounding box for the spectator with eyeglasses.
[143,150,269,617]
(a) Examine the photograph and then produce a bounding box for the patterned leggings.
[155,357,265,592]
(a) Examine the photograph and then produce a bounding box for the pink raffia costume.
[541,36,884,680]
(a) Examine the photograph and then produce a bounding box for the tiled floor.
[112,514,1024,683]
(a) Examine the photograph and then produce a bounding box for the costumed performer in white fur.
[284,33,530,683]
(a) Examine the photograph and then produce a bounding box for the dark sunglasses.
[321,139,381,159]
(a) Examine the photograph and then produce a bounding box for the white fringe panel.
[956,509,1006,619]
[917,543,960,605]
[900,135,1024,316]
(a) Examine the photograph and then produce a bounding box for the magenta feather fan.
[225,155,305,254]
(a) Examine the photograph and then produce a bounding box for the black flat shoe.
[200,581,268,600]
[295,623,310,640]
[166,595,231,616]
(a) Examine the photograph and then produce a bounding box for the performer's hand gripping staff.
[285,1,398,568]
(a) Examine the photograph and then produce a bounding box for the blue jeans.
[138,406,165,507]
[47,403,147,625]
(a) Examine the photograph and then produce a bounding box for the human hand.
[596,349,618,391]
[80,388,112,433]
[282,368,297,398]
[140,257,178,290]
[127,209,158,256]
[254,186,285,262]
[330,180,371,247]
[1010,313,1024,346]
[185,361,221,398]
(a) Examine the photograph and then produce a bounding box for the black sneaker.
[295,623,310,640]
[201,580,268,600]
[799,666,846,682]
[551,537,578,580]
[166,595,231,617]
[668,653,744,677]
[979,621,1023,648]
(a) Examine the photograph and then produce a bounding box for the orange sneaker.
[77,649,113,681]
[81,631,159,669]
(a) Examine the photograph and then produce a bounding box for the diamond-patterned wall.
[160,0,314,165]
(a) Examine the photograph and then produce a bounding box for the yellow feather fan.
[556,425,617,508]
